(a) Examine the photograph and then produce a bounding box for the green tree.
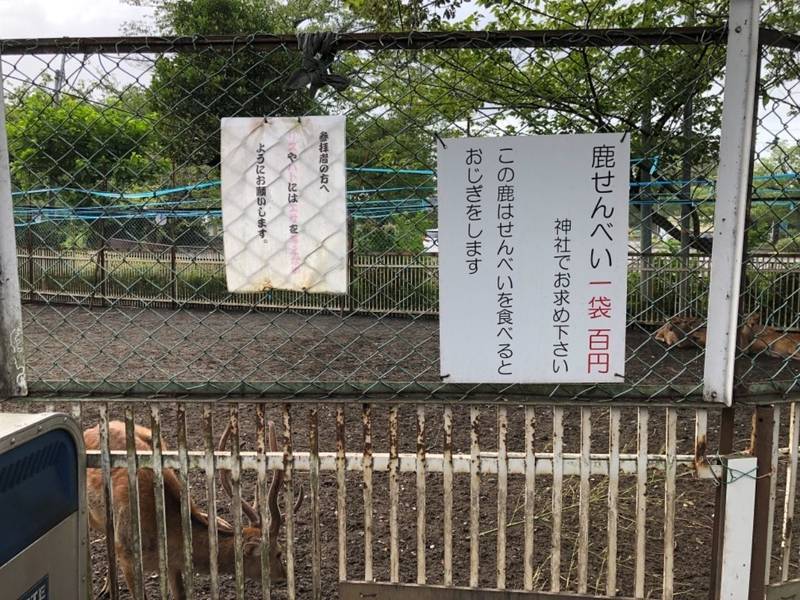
[6,87,167,190]
[340,0,799,254]
[137,0,343,168]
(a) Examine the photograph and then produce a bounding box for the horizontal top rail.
[0,26,732,55]
[2,26,797,56]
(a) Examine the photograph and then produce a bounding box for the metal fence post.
[748,406,776,600]
[0,61,27,399]
[703,0,760,405]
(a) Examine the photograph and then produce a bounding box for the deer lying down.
[84,420,303,599]
[740,313,800,361]
[654,316,707,349]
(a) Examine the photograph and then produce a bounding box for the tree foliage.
[6,87,167,190]
[145,0,323,167]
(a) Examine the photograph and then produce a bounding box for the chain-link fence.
[3,5,800,600]
[735,27,800,393]
[0,27,745,400]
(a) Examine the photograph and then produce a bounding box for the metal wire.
[1,26,797,401]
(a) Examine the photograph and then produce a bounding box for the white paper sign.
[221,116,347,293]
[438,133,629,384]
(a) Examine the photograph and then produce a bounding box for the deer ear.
[244,541,261,557]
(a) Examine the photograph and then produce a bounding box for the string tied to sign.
[705,452,771,487]
[285,32,351,97]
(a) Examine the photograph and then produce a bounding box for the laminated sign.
[221,116,347,293]
[438,134,629,384]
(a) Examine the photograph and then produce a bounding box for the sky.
[0,0,152,38]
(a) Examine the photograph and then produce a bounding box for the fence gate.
[1,0,800,599]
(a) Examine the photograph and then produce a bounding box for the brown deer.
[740,313,800,361]
[654,316,707,349]
[84,419,303,599]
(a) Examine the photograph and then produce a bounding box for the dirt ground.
[8,304,800,599]
[19,303,800,390]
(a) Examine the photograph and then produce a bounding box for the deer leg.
[117,550,147,600]
[168,568,186,600]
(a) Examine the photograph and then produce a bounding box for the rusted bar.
[203,405,221,600]
[228,405,245,600]
[176,403,195,600]
[416,405,427,585]
[607,407,621,596]
[98,404,120,600]
[362,403,374,582]
[149,404,170,600]
[496,406,508,589]
[283,404,297,600]
[91,446,715,475]
[749,405,776,600]
[310,405,322,600]
[765,405,780,583]
[694,409,708,466]
[123,405,146,600]
[709,406,735,600]
[781,402,800,580]
[523,406,535,591]
[255,405,271,600]
[0,26,730,56]
[634,407,648,599]
[469,407,481,588]
[336,405,347,582]
[663,408,677,600]
[389,405,400,583]
[578,407,591,593]
[443,406,454,586]
[551,407,564,593]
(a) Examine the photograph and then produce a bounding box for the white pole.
[0,60,27,398]
[703,0,761,405]
[719,456,757,600]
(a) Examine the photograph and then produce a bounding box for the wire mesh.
[736,28,800,393]
[0,25,792,401]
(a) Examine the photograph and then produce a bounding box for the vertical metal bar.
[765,405,781,584]
[336,405,347,582]
[389,405,400,583]
[496,406,508,590]
[149,404,170,600]
[607,407,621,596]
[0,59,27,399]
[255,405,271,600]
[310,406,322,600]
[578,407,591,593]
[710,406,736,600]
[551,406,564,593]
[416,405,427,585]
[634,407,648,599]
[123,405,146,600]
[98,404,120,600]
[282,404,297,600]
[469,406,481,588]
[695,409,709,466]
[523,406,535,591]
[203,405,221,600]
[176,403,195,600]
[362,403,374,582]
[781,403,800,580]
[663,408,677,600]
[702,0,761,405]
[750,405,776,600]
[228,405,245,600]
[443,405,454,586]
